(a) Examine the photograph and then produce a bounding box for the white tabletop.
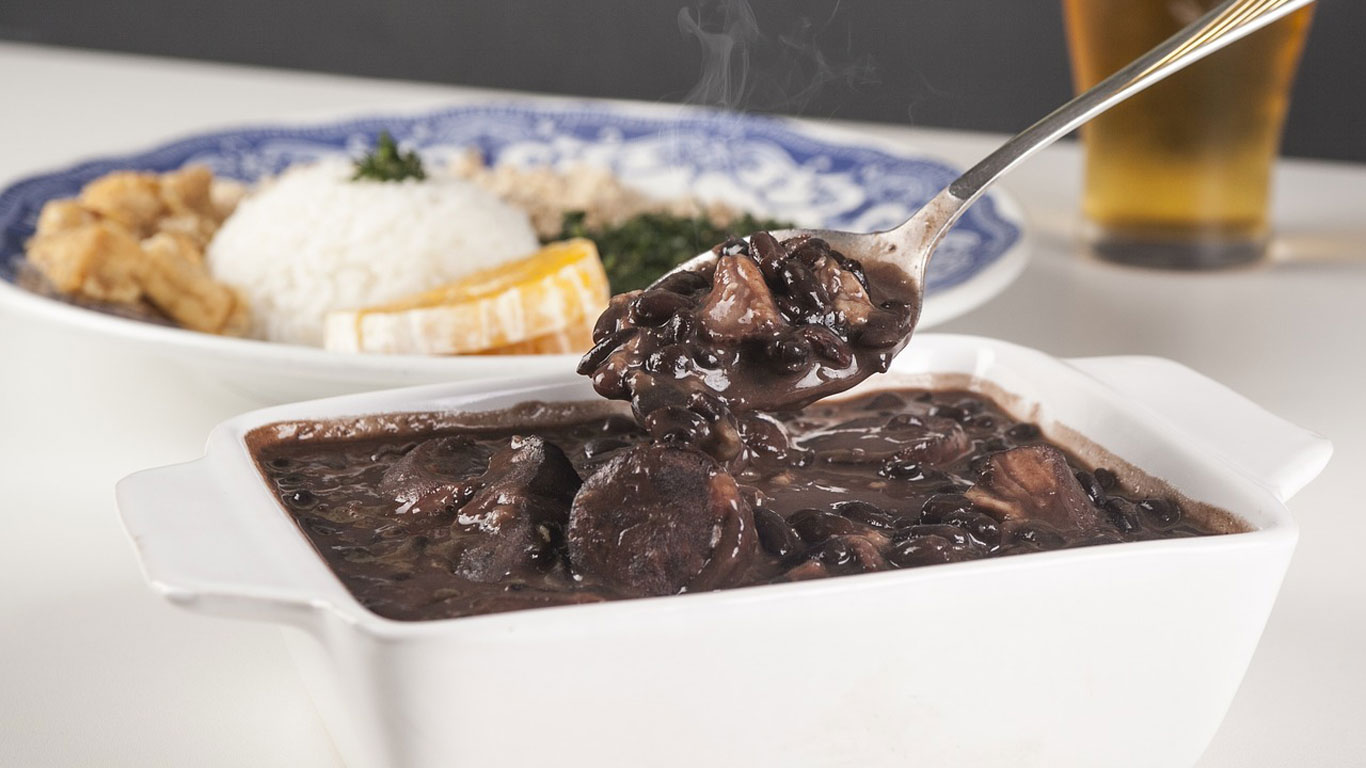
[1,42,1362,767]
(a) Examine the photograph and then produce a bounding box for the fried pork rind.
[23,165,249,335]
[35,199,96,234]
[140,233,249,334]
[27,221,145,303]
[156,166,222,248]
[79,172,166,235]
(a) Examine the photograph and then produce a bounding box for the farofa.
[449,149,740,240]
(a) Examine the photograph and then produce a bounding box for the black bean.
[599,415,639,434]
[753,506,802,560]
[766,336,812,374]
[643,344,692,377]
[879,452,925,481]
[660,311,696,344]
[655,270,708,295]
[898,524,959,546]
[276,472,306,488]
[454,483,480,509]
[738,415,790,458]
[285,489,317,509]
[811,537,855,568]
[842,256,871,294]
[778,260,812,298]
[773,293,806,325]
[920,506,1001,549]
[854,309,905,349]
[1005,423,1041,441]
[750,231,788,282]
[591,300,628,342]
[886,534,957,568]
[1094,468,1119,491]
[962,514,1002,549]
[788,236,832,267]
[692,345,723,369]
[1104,498,1141,534]
[920,493,975,523]
[832,500,897,529]
[590,366,629,400]
[788,508,862,544]
[577,327,634,375]
[861,392,906,411]
[789,261,835,310]
[642,406,709,445]
[797,326,853,368]
[886,413,925,431]
[1075,470,1106,505]
[630,290,692,327]
[889,511,923,529]
[955,398,985,415]
[930,404,966,422]
[714,237,749,257]
[965,414,997,430]
[685,391,728,422]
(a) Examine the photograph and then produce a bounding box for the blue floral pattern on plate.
[0,101,1021,297]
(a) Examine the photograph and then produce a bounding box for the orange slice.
[476,317,596,355]
[324,238,609,355]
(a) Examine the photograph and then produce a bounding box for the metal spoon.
[660,0,1315,314]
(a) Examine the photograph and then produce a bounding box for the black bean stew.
[251,388,1231,622]
[577,232,920,459]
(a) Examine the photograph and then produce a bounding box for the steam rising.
[678,0,876,113]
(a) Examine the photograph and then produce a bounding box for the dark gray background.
[1,0,1360,162]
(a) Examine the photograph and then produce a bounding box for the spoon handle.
[910,0,1314,241]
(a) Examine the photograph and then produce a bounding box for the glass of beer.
[1062,0,1314,269]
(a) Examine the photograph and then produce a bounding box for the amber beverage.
[1062,0,1313,268]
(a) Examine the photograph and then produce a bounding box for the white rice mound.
[207,158,540,346]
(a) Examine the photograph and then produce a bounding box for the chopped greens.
[553,210,794,293]
[352,132,426,183]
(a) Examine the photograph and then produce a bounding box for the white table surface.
[1,41,1363,767]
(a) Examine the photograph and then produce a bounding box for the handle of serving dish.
[1066,356,1331,503]
[116,458,333,626]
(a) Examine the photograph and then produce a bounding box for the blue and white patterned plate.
[0,100,1027,402]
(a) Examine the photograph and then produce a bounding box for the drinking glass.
[1062,0,1314,269]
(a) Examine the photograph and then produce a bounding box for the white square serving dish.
[116,334,1331,768]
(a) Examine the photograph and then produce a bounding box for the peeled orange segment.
[477,318,596,355]
[324,239,609,355]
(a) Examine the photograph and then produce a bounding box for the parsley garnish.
[352,132,426,182]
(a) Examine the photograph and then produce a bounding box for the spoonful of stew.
[578,0,1314,457]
